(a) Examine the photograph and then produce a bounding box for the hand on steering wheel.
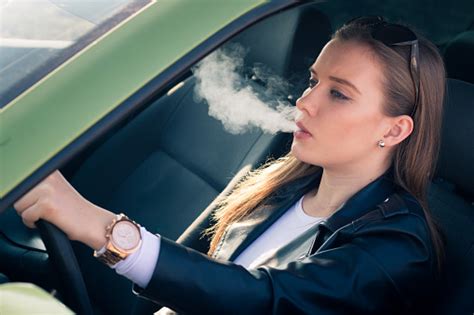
[13,170,116,314]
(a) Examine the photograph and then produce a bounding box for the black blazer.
[133,169,438,314]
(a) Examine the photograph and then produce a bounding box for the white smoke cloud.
[192,44,299,134]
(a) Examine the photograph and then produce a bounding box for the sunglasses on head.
[346,16,420,117]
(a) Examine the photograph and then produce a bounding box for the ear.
[383,115,414,146]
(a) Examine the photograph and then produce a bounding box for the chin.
[291,141,335,169]
[290,144,320,166]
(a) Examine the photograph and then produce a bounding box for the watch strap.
[95,248,124,266]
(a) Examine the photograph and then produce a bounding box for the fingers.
[19,203,43,229]
[12,170,64,211]
[13,185,48,212]
[13,170,62,226]
[11,169,101,244]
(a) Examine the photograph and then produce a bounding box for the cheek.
[323,102,382,137]
[318,106,364,138]
[293,106,382,165]
[329,111,381,149]
[340,120,385,165]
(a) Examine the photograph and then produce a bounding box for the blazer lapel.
[214,172,322,261]
[215,167,397,261]
[308,169,397,255]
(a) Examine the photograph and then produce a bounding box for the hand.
[13,170,116,250]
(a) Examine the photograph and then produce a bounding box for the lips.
[296,121,311,135]
[294,121,312,139]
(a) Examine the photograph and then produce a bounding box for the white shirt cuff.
[112,226,161,289]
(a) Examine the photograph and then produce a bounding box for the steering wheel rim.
[37,220,94,315]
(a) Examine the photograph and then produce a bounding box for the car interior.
[0,2,472,315]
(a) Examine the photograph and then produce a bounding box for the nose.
[296,88,318,116]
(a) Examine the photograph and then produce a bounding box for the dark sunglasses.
[346,16,420,117]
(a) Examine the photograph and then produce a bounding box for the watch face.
[111,220,141,251]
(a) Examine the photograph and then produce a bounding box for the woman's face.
[291,39,392,170]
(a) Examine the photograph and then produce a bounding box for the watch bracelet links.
[95,249,123,266]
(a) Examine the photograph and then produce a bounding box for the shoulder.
[345,191,437,303]
[352,190,431,239]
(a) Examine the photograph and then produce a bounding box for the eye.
[308,78,318,88]
[330,89,349,101]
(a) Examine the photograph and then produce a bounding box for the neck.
[303,162,391,217]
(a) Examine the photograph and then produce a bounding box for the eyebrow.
[309,67,361,95]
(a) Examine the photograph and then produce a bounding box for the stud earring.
[378,140,385,148]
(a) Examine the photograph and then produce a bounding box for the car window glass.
[0,0,152,109]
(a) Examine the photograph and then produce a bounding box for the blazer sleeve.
[132,214,435,315]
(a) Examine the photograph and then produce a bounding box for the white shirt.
[113,196,326,288]
[233,196,325,268]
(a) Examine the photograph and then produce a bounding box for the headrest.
[444,30,474,84]
[436,79,474,198]
[230,4,332,97]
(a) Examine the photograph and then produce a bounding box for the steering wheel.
[37,220,94,315]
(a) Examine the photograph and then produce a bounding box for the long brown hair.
[205,20,446,268]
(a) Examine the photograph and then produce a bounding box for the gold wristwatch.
[94,214,142,267]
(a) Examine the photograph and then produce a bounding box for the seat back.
[430,78,474,314]
[444,30,474,84]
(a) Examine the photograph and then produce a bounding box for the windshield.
[0,0,151,108]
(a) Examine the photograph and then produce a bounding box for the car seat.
[444,30,474,84]
[430,78,474,314]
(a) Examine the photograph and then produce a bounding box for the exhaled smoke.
[192,44,299,134]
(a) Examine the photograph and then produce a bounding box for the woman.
[13,17,445,314]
